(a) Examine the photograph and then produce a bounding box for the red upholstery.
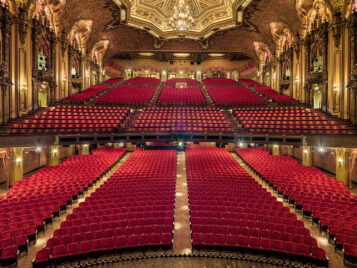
[132,107,231,132]
[186,147,326,263]
[158,87,205,105]
[95,86,156,105]
[207,86,267,105]
[62,85,109,103]
[236,147,357,261]
[165,78,197,87]
[0,148,127,260]
[123,77,160,86]
[11,105,129,134]
[233,106,349,134]
[103,77,123,84]
[36,149,175,263]
[202,78,238,86]
[239,78,259,86]
[253,85,299,104]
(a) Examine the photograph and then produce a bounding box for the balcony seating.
[131,107,231,132]
[233,107,349,134]
[202,78,238,86]
[235,148,357,264]
[165,78,197,87]
[253,85,299,104]
[186,147,327,266]
[239,79,259,86]
[11,105,129,134]
[0,148,126,266]
[123,77,160,86]
[157,87,205,105]
[62,85,109,103]
[95,86,156,105]
[34,149,176,266]
[207,87,267,106]
[103,78,123,84]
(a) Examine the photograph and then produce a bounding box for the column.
[67,145,75,157]
[302,146,312,166]
[336,148,349,186]
[287,146,294,157]
[80,144,90,155]
[48,145,60,166]
[126,142,136,152]
[113,143,120,148]
[272,144,280,155]
[9,147,24,186]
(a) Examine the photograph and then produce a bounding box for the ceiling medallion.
[169,0,194,32]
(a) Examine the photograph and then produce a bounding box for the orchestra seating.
[103,78,123,84]
[11,106,129,134]
[95,86,156,105]
[239,78,259,86]
[235,148,357,263]
[157,87,205,105]
[123,77,160,86]
[202,78,238,86]
[0,148,127,266]
[33,149,176,267]
[62,85,109,103]
[165,78,197,87]
[253,85,299,104]
[207,86,267,106]
[233,106,349,134]
[186,147,327,266]
[131,107,231,132]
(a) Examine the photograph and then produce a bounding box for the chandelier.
[169,0,194,32]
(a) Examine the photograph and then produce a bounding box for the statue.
[0,61,12,87]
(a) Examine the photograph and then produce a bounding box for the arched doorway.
[313,84,321,109]
[38,82,48,108]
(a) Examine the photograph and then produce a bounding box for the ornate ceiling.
[127,0,238,39]
[57,0,301,63]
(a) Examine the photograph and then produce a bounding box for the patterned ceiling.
[127,0,240,39]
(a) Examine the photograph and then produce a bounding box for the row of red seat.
[239,78,259,86]
[233,107,349,134]
[202,78,238,86]
[207,86,267,105]
[253,85,299,104]
[132,107,231,132]
[165,78,197,87]
[186,147,327,266]
[103,78,123,84]
[62,85,109,103]
[34,149,176,267]
[95,86,156,105]
[11,106,130,134]
[0,148,127,266]
[235,148,357,264]
[157,87,205,105]
[123,77,160,86]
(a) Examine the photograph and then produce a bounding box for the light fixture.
[178,141,184,147]
[119,142,124,147]
[208,53,225,57]
[137,52,154,57]
[15,157,22,163]
[239,142,243,148]
[169,0,194,32]
[35,147,41,152]
[173,53,191,58]
[52,149,58,153]
[338,158,343,163]
[295,78,299,83]
[318,147,325,153]
[274,144,278,148]
[303,150,308,153]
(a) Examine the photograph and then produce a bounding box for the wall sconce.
[338,158,343,163]
[303,149,308,153]
[179,71,183,74]
[15,157,22,163]
[52,149,58,153]
[318,147,325,153]
[272,73,276,79]
[239,142,244,148]
[295,78,299,83]
[333,84,339,92]
[119,142,124,148]
[250,143,255,147]
[178,141,184,147]
[274,144,279,148]
[35,147,41,152]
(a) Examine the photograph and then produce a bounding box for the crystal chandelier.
[169,0,194,32]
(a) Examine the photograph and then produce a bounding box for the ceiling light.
[137,52,154,57]
[208,53,225,57]
[173,53,190,58]
[318,147,325,153]
[169,0,194,32]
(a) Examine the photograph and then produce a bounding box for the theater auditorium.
[1,0,357,267]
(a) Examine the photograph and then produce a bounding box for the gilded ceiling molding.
[91,39,110,66]
[70,19,93,55]
[269,22,293,57]
[253,41,271,69]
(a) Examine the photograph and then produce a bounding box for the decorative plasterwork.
[113,0,256,40]
[270,21,292,57]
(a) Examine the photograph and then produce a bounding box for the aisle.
[231,152,346,268]
[172,152,192,255]
[17,152,132,268]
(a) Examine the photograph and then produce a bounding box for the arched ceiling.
[59,0,302,64]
